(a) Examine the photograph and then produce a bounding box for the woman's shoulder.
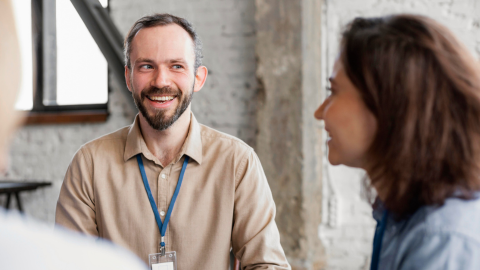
[389,196,480,269]
[419,194,480,241]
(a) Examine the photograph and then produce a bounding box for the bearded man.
[55,13,290,270]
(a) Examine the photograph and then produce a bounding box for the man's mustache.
[140,86,181,98]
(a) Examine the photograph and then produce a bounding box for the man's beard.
[132,84,193,131]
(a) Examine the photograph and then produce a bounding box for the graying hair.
[124,13,203,71]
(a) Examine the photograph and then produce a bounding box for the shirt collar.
[179,113,203,165]
[123,113,203,165]
[372,197,387,222]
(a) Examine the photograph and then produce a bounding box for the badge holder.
[149,250,177,270]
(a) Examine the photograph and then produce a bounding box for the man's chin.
[142,113,171,123]
[139,112,175,130]
[142,105,172,118]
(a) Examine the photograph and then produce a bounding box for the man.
[56,13,290,269]
[0,1,147,269]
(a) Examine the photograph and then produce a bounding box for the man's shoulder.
[78,125,131,156]
[199,124,253,155]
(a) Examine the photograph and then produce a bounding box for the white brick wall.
[319,0,480,269]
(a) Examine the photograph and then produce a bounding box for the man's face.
[126,24,197,130]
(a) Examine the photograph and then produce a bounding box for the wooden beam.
[25,110,108,125]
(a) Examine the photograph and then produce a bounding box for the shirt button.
[160,211,165,216]
[161,174,166,179]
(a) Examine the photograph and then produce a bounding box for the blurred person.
[55,13,290,269]
[315,14,480,270]
[0,0,22,172]
[0,0,148,269]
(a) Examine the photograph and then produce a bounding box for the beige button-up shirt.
[55,114,290,269]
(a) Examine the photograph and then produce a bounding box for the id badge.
[149,251,177,270]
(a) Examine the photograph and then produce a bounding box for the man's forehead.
[136,24,191,40]
[131,24,195,60]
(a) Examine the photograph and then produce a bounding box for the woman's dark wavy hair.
[341,14,480,218]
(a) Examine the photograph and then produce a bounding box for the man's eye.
[172,65,183,69]
[141,64,153,69]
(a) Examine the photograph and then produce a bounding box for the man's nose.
[152,67,172,88]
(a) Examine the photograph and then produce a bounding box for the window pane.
[12,0,33,111]
[99,0,108,8]
[56,0,108,106]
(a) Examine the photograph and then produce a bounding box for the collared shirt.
[373,194,480,270]
[55,114,290,270]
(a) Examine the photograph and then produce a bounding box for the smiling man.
[55,14,290,270]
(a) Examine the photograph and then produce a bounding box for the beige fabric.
[0,0,24,172]
[56,113,290,269]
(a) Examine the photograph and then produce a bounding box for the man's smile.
[145,94,178,109]
[146,95,177,103]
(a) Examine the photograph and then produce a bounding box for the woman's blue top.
[374,194,480,269]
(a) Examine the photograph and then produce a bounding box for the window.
[12,0,111,124]
[55,0,108,106]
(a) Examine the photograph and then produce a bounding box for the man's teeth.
[150,96,175,101]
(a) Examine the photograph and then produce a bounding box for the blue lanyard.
[136,154,189,253]
[370,210,389,270]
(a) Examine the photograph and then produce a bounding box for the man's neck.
[139,108,191,166]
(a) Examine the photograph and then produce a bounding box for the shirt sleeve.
[397,229,480,270]
[231,148,291,270]
[55,147,98,236]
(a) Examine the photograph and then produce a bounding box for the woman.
[315,14,480,269]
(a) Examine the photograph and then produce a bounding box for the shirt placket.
[164,163,176,252]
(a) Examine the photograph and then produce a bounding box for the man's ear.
[193,66,208,93]
[125,65,133,92]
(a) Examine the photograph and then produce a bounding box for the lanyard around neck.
[136,154,189,249]
[370,210,389,270]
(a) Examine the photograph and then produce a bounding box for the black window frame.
[27,0,134,123]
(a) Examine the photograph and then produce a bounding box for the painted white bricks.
[320,0,480,269]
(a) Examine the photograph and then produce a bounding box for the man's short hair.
[124,13,203,71]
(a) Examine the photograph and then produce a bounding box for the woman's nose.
[314,101,326,120]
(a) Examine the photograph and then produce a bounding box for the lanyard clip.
[159,236,166,256]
